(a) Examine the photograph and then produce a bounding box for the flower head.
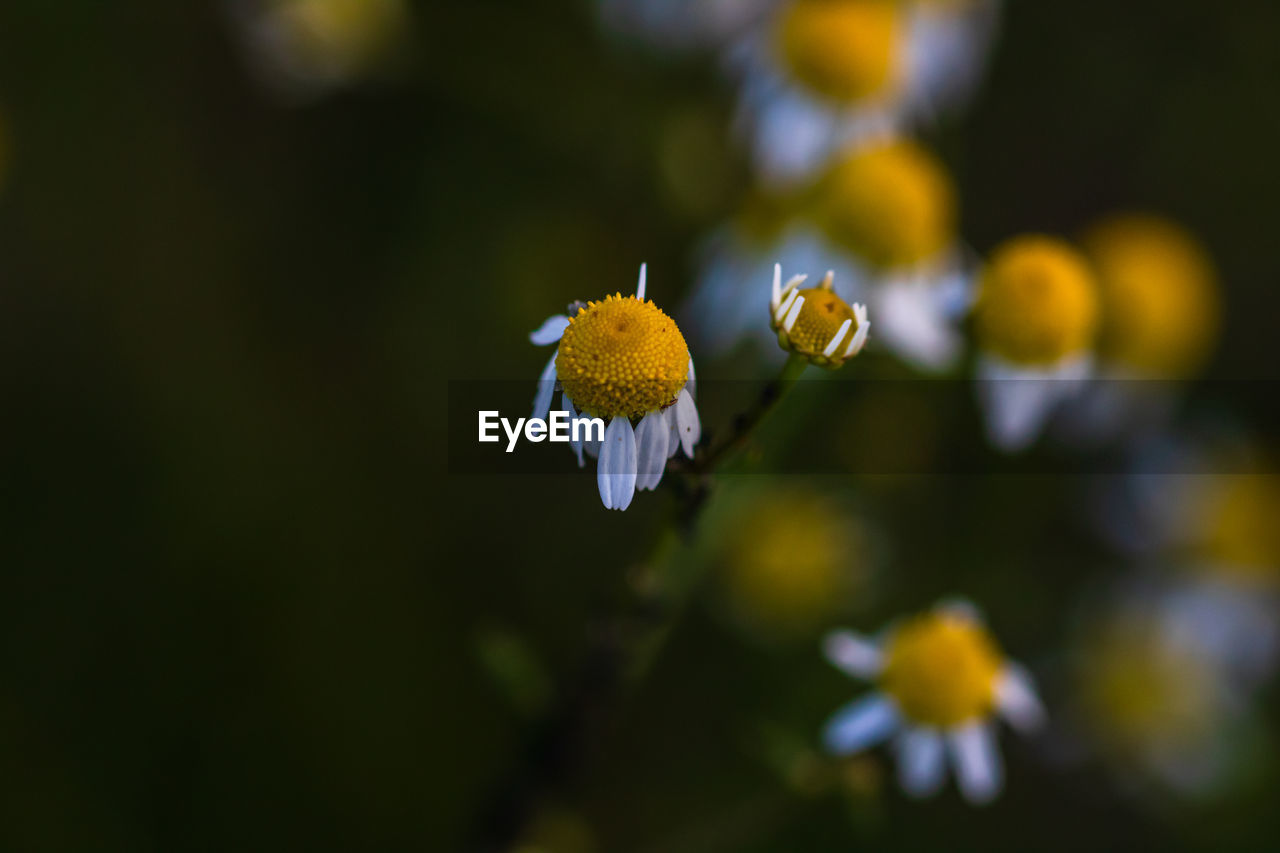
[718,487,867,635]
[813,139,956,270]
[530,265,701,511]
[973,235,1100,367]
[1081,214,1220,378]
[770,263,870,367]
[821,601,1044,804]
[776,0,903,103]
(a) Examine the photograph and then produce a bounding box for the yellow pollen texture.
[879,612,1002,727]
[816,140,956,269]
[556,294,689,419]
[785,288,858,355]
[1082,214,1219,377]
[973,235,1100,366]
[776,0,902,103]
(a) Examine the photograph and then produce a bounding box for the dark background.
[0,1,1277,849]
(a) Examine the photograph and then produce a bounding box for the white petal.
[844,303,870,357]
[531,351,558,422]
[564,396,585,468]
[822,694,900,756]
[770,262,782,311]
[872,279,959,371]
[633,411,670,491]
[529,315,570,346]
[597,417,637,511]
[773,286,799,324]
[896,728,947,798]
[949,722,1003,805]
[674,388,701,458]
[995,665,1046,734]
[666,406,680,459]
[975,355,1092,453]
[822,630,883,679]
[636,262,647,301]
[782,295,804,333]
[821,318,852,358]
[686,356,697,401]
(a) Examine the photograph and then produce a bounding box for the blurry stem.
[670,353,809,534]
[467,356,811,851]
[694,353,808,476]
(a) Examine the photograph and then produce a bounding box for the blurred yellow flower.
[880,610,1003,727]
[776,0,903,104]
[813,139,956,270]
[1081,214,1220,378]
[721,489,864,633]
[822,601,1044,804]
[1195,474,1280,584]
[770,264,870,368]
[1080,619,1219,749]
[973,235,1100,366]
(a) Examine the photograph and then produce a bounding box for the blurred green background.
[0,1,1277,850]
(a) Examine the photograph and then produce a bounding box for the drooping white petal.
[636,262,647,301]
[666,406,680,459]
[686,356,697,401]
[822,630,883,680]
[949,722,1004,805]
[531,351,558,422]
[822,318,852,358]
[674,388,701,458]
[770,262,782,311]
[633,411,670,491]
[529,314,570,346]
[822,694,900,756]
[782,295,804,333]
[872,277,960,371]
[896,728,947,798]
[597,417,638,511]
[564,395,585,468]
[994,664,1046,733]
[975,354,1092,453]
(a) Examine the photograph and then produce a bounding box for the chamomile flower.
[811,138,970,370]
[770,263,870,367]
[1056,215,1222,445]
[1067,583,1259,798]
[530,265,701,511]
[730,0,1000,185]
[714,485,870,637]
[821,601,1044,804]
[971,235,1100,451]
[1083,214,1220,379]
[231,0,409,98]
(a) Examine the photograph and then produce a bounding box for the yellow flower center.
[785,288,858,355]
[776,0,902,103]
[973,235,1100,365]
[723,492,863,631]
[1197,474,1280,583]
[1081,214,1220,377]
[1082,623,1216,746]
[814,140,956,269]
[556,294,690,419]
[879,612,1002,727]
